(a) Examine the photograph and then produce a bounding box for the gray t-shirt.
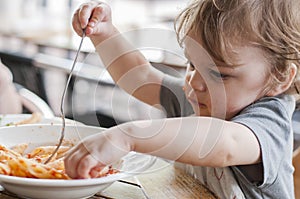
[160,75,296,199]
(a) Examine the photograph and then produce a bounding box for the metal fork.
[45,29,86,164]
[93,178,151,199]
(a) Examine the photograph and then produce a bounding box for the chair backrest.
[0,51,48,103]
[15,83,54,118]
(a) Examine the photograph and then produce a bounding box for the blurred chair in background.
[0,51,48,103]
[0,57,54,117]
[0,59,22,114]
[15,83,54,118]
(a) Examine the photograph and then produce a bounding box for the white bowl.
[0,124,156,199]
[0,114,84,127]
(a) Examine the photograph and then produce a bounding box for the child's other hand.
[72,1,114,38]
[64,129,131,179]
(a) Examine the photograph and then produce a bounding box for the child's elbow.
[202,134,238,168]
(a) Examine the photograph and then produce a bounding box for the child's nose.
[186,71,207,92]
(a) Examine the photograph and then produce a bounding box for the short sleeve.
[231,95,295,187]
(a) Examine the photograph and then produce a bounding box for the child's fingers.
[89,165,106,178]
[89,5,106,26]
[78,3,95,29]
[85,4,107,35]
[64,145,88,179]
[74,3,107,36]
[77,154,100,179]
[72,10,84,36]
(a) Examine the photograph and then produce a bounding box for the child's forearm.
[91,27,164,106]
[115,117,261,167]
[72,2,164,105]
[91,27,149,81]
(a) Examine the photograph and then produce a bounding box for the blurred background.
[0,0,189,127]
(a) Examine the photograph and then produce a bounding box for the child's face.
[183,35,270,120]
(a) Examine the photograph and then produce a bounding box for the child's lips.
[188,98,207,108]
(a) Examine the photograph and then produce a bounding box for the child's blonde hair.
[175,0,300,106]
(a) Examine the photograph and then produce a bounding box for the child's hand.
[72,1,115,39]
[64,128,131,179]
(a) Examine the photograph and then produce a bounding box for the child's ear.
[266,63,298,97]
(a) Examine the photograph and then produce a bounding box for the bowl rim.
[0,172,130,187]
[0,124,156,187]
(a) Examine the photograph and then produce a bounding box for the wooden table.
[0,159,217,199]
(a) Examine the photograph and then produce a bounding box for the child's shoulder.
[233,95,295,122]
[256,94,295,112]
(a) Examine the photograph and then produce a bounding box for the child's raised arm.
[72,1,165,106]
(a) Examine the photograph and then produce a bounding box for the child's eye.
[187,62,195,71]
[209,70,230,80]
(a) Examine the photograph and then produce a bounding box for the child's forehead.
[183,33,249,68]
[183,31,247,68]
[183,34,213,61]
[183,44,239,68]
